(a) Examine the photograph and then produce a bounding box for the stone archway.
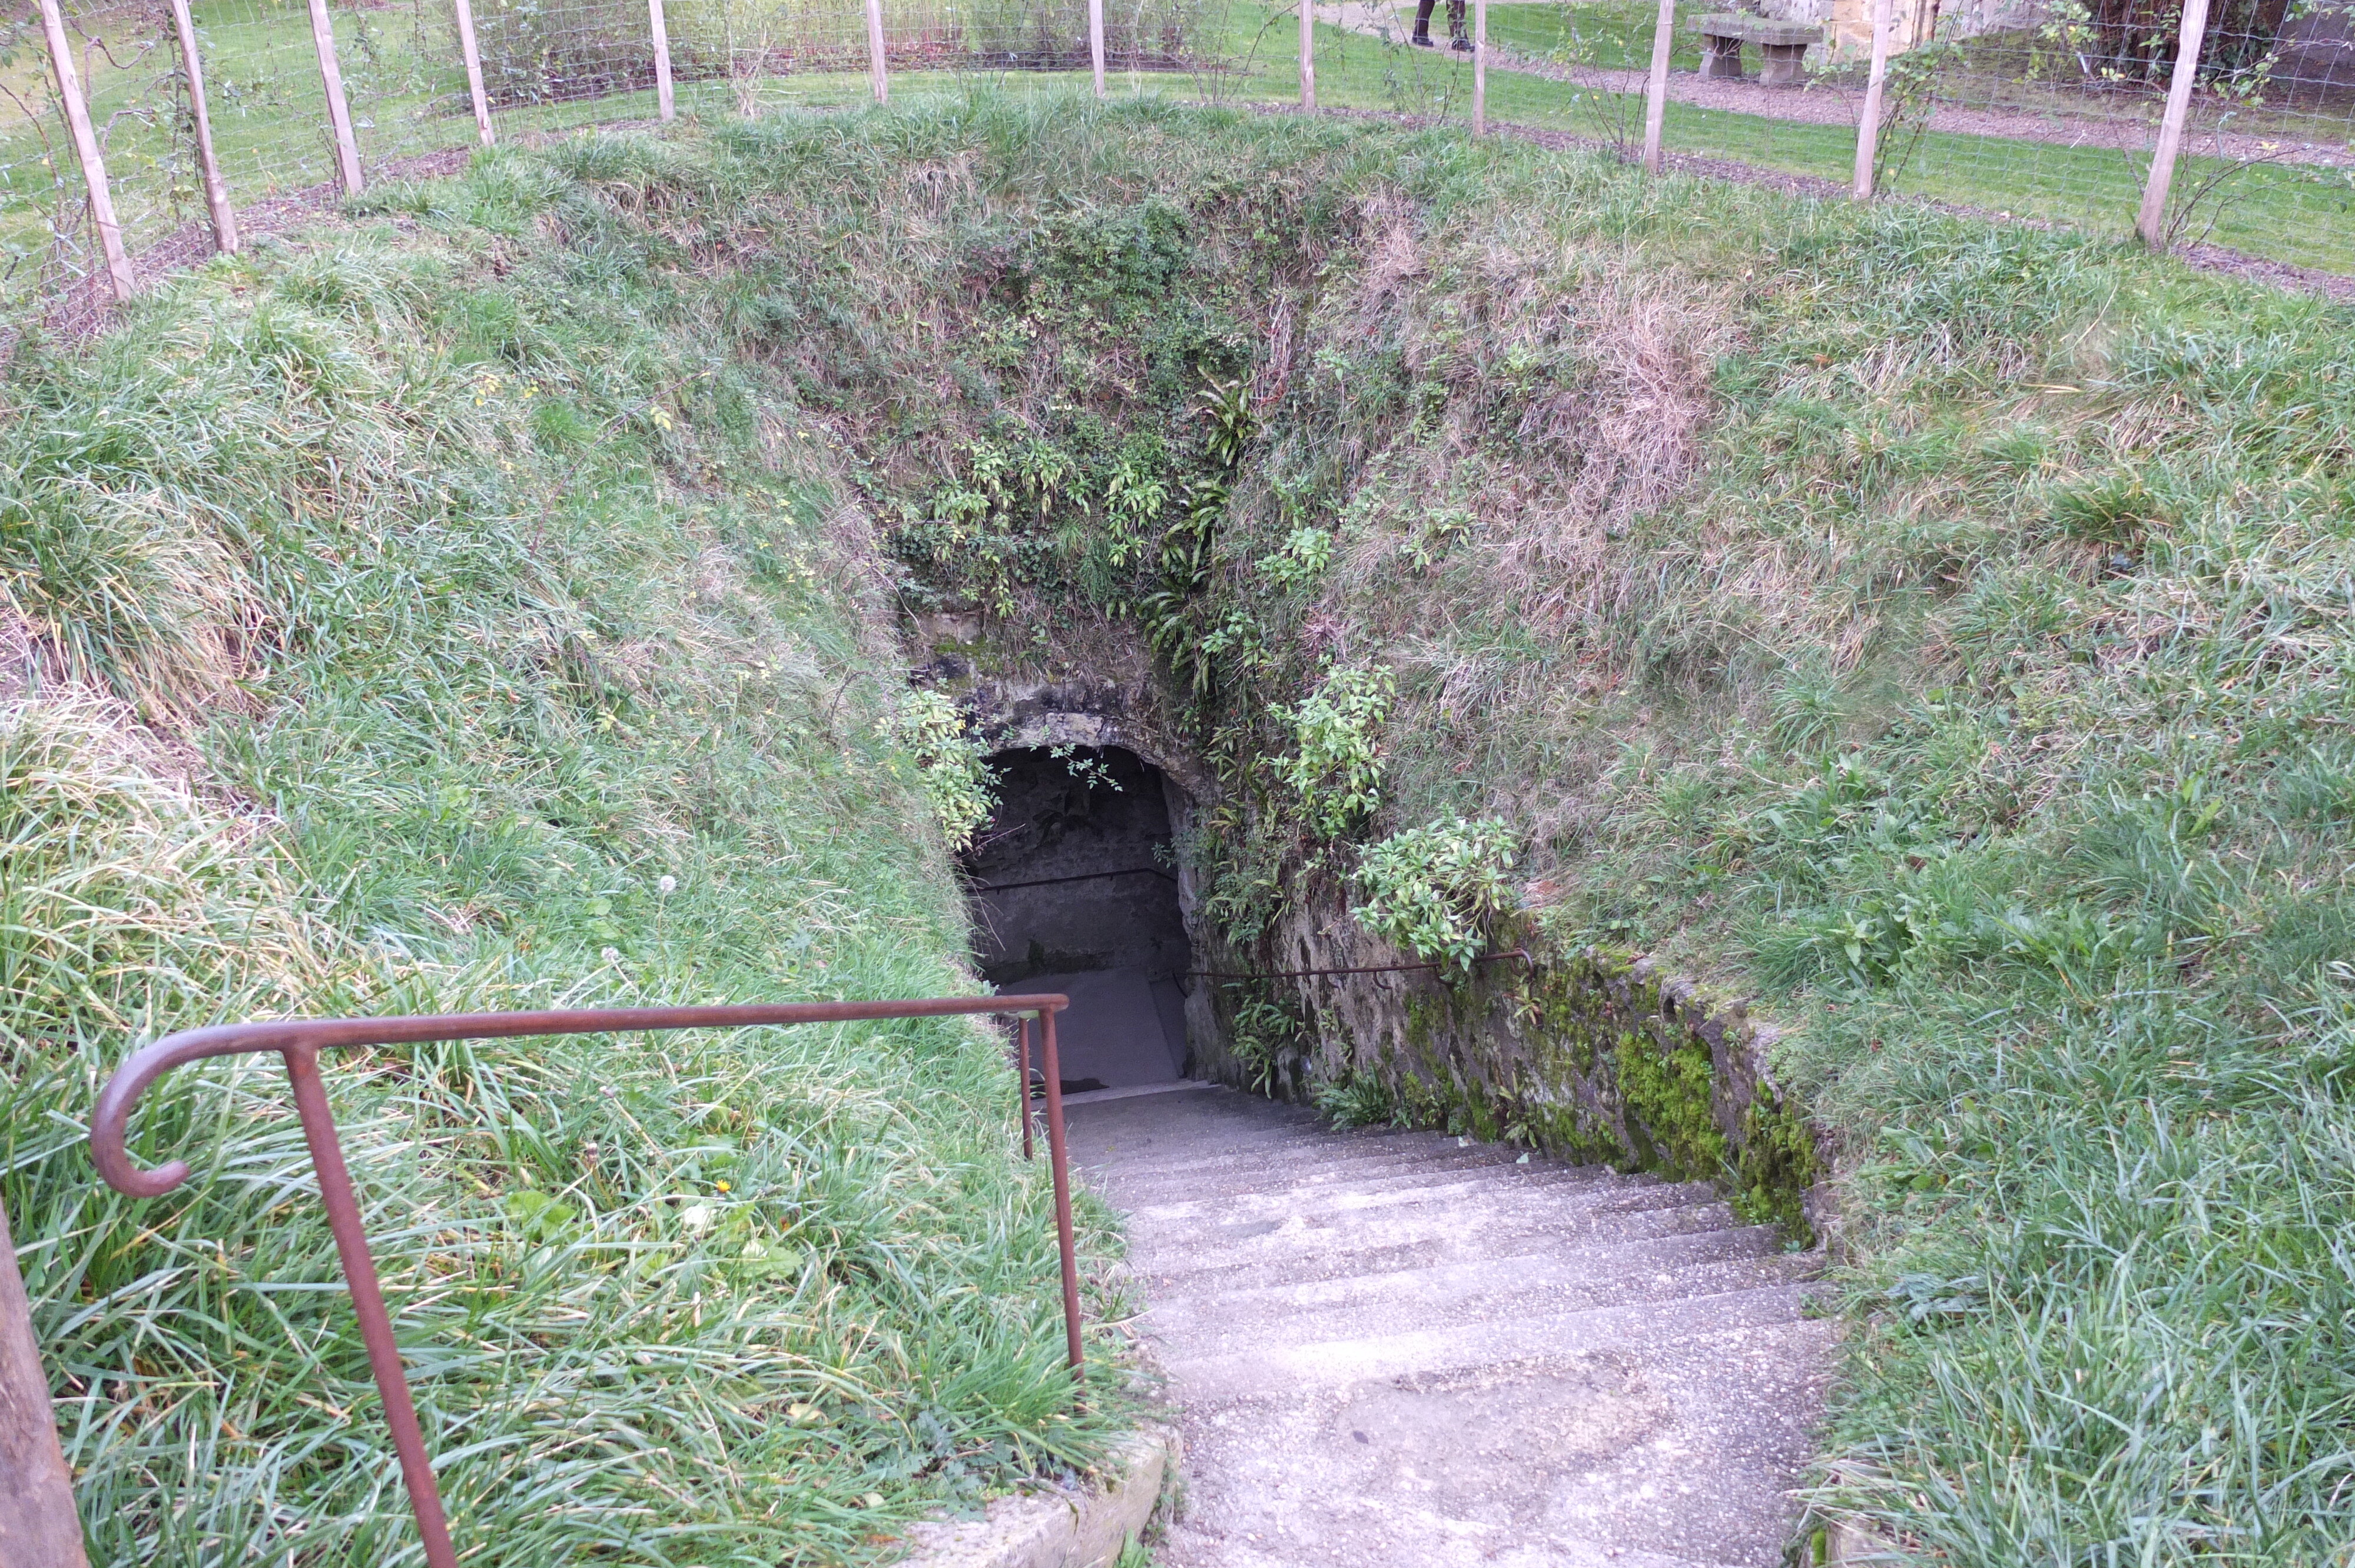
[946,674,1227,1089]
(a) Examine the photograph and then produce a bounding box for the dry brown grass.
[1493,273,1739,625]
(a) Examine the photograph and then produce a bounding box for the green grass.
[632,96,2351,1562]
[1,132,1132,1564]
[4,0,2352,322]
[1204,2,2355,275]
[9,91,2355,1566]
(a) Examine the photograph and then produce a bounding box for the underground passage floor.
[963,745,1193,1094]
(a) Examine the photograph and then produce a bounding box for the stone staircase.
[1065,1082,1833,1568]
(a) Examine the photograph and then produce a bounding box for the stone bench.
[1689,14,1822,87]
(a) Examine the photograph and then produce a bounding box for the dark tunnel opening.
[963,746,1193,1095]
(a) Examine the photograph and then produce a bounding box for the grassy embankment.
[0,131,1126,1565]
[9,91,2354,1564]
[671,99,2350,1562]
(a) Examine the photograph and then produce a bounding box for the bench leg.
[1700,33,1746,78]
[1758,41,1808,86]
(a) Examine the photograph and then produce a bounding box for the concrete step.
[1162,1282,1811,1407]
[1122,1161,1694,1235]
[1124,1168,1734,1269]
[1157,1527,1747,1568]
[1079,1126,1688,1206]
[1069,1118,1455,1181]
[1060,1091,1324,1146]
[1160,1315,1837,1568]
[1087,1136,1624,1207]
[1120,1153,1622,1214]
[1144,1230,1803,1354]
[1060,1081,1314,1119]
[1126,1191,1747,1297]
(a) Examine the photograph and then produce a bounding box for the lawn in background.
[2,0,2349,324]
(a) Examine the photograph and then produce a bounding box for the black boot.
[1411,0,1437,45]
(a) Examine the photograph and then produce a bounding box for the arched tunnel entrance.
[964,746,1193,1094]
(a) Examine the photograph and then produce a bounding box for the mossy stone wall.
[1257,885,1827,1238]
[919,634,1826,1241]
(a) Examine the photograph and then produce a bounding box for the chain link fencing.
[0,0,2347,348]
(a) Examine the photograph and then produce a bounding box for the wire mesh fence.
[0,0,2347,348]
[1291,0,2350,273]
[1850,0,2355,271]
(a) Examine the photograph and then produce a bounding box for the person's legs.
[1448,0,1469,48]
[1411,0,1437,45]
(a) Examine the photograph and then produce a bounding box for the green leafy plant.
[1279,666,1394,841]
[1103,450,1170,569]
[1197,374,1256,471]
[1260,525,1332,592]
[1136,478,1234,699]
[1050,742,1125,794]
[1398,507,1474,573]
[1228,992,1304,1095]
[896,435,1079,615]
[1351,817,1519,973]
[884,688,998,852]
[1314,1071,1397,1128]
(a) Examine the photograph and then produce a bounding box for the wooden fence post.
[865,0,888,104]
[452,0,495,145]
[1472,0,1486,134]
[2137,0,2213,247]
[1852,0,1892,197]
[304,0,366,194]
[1639,0,1674,174]
[168,0,240,251]
[647,0,675,119]
[35,0,135,299]
[1299,0,1315,108]
[646,0,675,119]
[0,1197,88,1568]
[1089,0,1106,97]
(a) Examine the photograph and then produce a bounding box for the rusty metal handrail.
[88,995,1077,1568]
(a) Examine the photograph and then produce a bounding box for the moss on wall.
[1284,910,1826,1241]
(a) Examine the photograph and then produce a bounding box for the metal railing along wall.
[88,994,1078,1568]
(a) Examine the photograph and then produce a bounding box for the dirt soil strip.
[1314,0,2355,171]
